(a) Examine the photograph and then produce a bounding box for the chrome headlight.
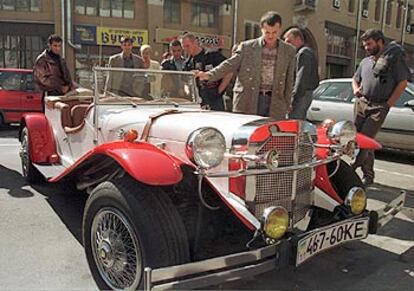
[345,187,367,215]
[261,206,289,240]
[186,127,226,169]
[328,121,357,147]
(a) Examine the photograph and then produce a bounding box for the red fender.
[315,126,343,203]
[20,113,58,164]
[315,165,343,203]
[356,132,382,150]
[49,141,184,186]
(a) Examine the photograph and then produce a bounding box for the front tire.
[328,159,363,199]
[83,176,190,290]
[19,127,44,183]
[308,160,364,229]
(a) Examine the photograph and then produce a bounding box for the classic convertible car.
[19,68,405,290]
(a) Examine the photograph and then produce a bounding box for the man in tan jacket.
[106,36,144,96]
[197,11,296,120]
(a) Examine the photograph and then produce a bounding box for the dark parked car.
[0,68,42,126]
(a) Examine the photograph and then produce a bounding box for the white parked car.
[307,78,414,151]
[19,69,404,290]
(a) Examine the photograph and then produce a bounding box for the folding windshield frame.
[92,66,200,106]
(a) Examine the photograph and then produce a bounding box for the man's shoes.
[362,176,374,187]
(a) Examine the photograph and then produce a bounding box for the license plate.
[296,218,369,266]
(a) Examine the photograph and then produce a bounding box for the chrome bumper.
[376,190,406,229]
[200,154,341,178]
[143,243,281,291]
[143,191,406,290]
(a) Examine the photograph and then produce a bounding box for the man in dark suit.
[106,37,144,96]
[283,28,319,120]
[161,40,185,71]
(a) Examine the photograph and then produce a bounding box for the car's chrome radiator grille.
[252,134,314,225]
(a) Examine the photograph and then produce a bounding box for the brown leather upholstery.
[71,104,90,127]
[54,102,72,128]
[64,103,95,134]
[52,99,92,129]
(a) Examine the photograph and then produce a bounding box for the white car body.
[19,69,405,290]
[307,78,414,151]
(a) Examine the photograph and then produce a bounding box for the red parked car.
[0,68,42,126]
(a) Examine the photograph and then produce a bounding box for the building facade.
[0,0,413,84]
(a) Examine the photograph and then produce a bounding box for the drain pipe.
[66,0,81,50]
[60,0,66,58]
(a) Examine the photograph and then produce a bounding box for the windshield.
[407,82,414,93]
[94,67,199,105]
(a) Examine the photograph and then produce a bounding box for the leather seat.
[64,103,94,134]
[52,100,92,128]
[54,102,72,128]
[71,104,90,127]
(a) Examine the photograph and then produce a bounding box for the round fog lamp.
[345,187,367,215]
[261,206,289,240]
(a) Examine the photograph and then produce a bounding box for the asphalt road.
[0,125,413,290]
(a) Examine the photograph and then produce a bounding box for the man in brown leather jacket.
[33,34,75,111]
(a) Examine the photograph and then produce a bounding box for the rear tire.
[83,176,190,290]
[19,127,44,184]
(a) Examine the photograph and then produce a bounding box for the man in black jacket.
[161,40,185,71]
[182,33,232,110]
[284,28,319,120]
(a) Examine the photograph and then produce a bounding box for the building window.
[0,0,41,11]
[362,0,369,17]
[75,0,134,18]
[326,29,351,58]
[396,1,403,28]
[244,21,261,40]
[164,0,180,23]
[191,3,218,28]
[348,0,355,13]
[386,0,393,25]
[408,5,413,27]
[375,0,381,21]
[0,34,44,68]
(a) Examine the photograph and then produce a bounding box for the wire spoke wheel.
[91,207,142,290]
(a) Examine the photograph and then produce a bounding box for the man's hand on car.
[193,70,210,81]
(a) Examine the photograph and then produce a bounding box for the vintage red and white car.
[19,68,405,290]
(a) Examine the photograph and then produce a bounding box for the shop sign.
[74,25,97,45]
[97,27,148,47]
[155,28,231,50]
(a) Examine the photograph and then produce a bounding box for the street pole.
[232,0,239,46]
[401,0,409,45]
[354,0,363,70]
